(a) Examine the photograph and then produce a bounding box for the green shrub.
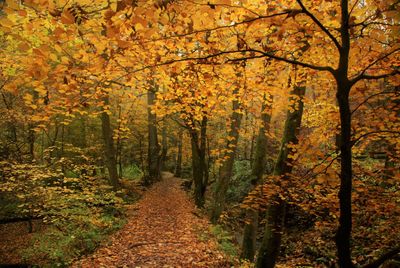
[225,160,253,203]
[0,161,127,267]
[210,224,238,258]
[123,164,144,180]
[22,210,125,267]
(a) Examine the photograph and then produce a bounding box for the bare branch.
[362,246,400,268]
[121,49,335,76]
[142,11,292,44]
[300,150,339,181]
[351,130,400,147]
[353,71,399,82]
[296,0,341,50]
[351,91,398,115]
[248,49,335,72]
[349,0,360,16]
[350,48,400,85]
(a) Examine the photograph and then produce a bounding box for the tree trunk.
[335,0,355,265]
[335,82,354,268]
[160,125,168,171]
[211,92,243,223]
[27,125,35,161]
[146,88,161,185]
[175,129,183,177]
[116,104,123,179]
[256,86,305,268]
[101,95,120,190]
[139,137,145,172]
[241,209,259,261]
[241,94,273,261]
[78,115,87,148]
[189,117,208,208]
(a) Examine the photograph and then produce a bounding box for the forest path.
[73,172,230,268]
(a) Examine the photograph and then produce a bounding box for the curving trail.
[73,173,231,268]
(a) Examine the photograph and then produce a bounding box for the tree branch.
[350,48,400,85]
[122,48,335,76]
[141,11,292,45]
[351,130,400,147]
[247,49,335,72]
[296,0,341,50]
[362,246,400,268]
[351,91,398,115]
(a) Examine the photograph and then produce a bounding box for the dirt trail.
[74,173,231,268]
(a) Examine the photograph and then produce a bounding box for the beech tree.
[0,0,399,267]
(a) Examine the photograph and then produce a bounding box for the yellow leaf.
[49,53,58,61]
[135,23,144,31]
[24,93,33,103]
[54,44,63,53]
[61,56,69,64]
[0,17,14,28]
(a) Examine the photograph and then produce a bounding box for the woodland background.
[0,0,399,267]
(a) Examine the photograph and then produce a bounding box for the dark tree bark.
[210,89,243,223]
[241,0,397,265]
[27,125,35,161]
[241,207,259,262]
[139,136,145,172]
[145,87,161,185]
[334,1,355,266]
[241,94,273,261]
[116,104,123,179]
[101,95,120,190]
[175,129,183,177]
[160,125,168,171]
[189,117,208,208]
[256,86,305,268]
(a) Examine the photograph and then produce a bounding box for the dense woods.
[0,0,399,267]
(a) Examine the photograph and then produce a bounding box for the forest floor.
[73,172,233,268]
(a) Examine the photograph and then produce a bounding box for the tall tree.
[174,128,183,177]
[101,94,120,190]
[241,93,273,261]
[189,116,209,207]
[256,85,305,268]
[146,86,161,185]
[211,79,244,222]
[160,125,168,171]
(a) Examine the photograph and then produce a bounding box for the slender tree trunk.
[101,95,120,190]
[211,92,243,223]
[256,86,305,268]
[189,117,208,208]
[249,129,255,168]
[27,125,35,161]
[146,88,161,185]
[335,82,354,268]
[335,0,355,266]
[241,208,259,261]
[118,145,123,179]
[116,105,123,179]
[242,94,273,261]
[175,129,183,177]
[79,115,87,148]
[60,124,65,173]
[160,125,168,171]
[139,137,145,172]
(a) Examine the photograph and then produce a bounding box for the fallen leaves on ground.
[73,173,232,268]
[0,220,45,265]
